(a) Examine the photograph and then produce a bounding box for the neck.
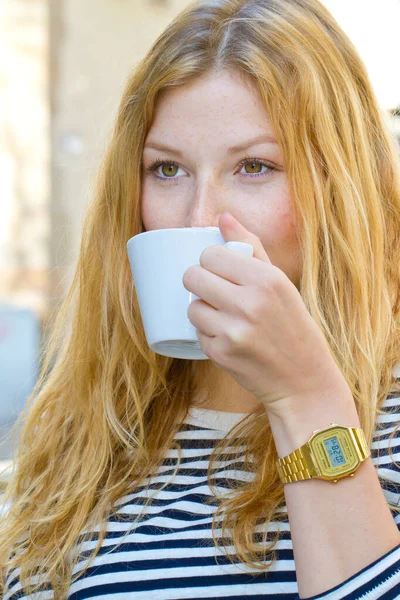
[190,362,263,414]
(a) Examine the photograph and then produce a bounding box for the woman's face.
[141,69,302,290]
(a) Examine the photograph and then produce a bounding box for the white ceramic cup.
[126,226,254,359]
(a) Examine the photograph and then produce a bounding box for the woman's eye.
[243,160,263,173]
[241,160,266,175]
[157,163,183,178]
[236,158,276,178]
[146,160,185,182]
[145,157,276,182]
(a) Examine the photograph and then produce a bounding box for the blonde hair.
[1,0,400,596]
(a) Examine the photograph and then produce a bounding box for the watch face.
[309,427,360,477]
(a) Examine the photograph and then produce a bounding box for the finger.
[184,265,242,311]
[187,299,218,337]
[199,244,271,286]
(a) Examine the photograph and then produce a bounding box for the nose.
[184,177,228,229]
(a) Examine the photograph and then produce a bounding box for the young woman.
[2,0,400,598]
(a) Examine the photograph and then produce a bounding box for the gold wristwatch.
[276,423,370,484]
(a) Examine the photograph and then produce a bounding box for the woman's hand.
[182,212,349,419]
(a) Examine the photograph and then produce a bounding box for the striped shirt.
[4,385,400,600]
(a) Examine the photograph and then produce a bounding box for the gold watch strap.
[276,426,370,484]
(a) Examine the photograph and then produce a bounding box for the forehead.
[150,70,272,131]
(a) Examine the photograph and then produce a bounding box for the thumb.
[218,211,272,265]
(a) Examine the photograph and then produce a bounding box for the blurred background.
[0,0,400,500]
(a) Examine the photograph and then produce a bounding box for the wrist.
[265,386,361,458]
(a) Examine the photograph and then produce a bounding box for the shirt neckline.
[183,406,248,431]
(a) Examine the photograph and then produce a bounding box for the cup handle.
[224,241,254,257]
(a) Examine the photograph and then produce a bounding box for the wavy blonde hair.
[1,0,400,597]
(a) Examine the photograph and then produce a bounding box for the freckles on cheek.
[140,194,185,231]
[280,207,298,236]
[263,209,299,256]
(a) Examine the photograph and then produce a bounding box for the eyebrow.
[143,133,279,157]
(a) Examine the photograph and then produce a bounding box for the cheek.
[280,207,299,240]
[274,185,298,238]
[140,182,185,231]
[140,180,165,230]
[256,202,301,278]
[272,210,300,255]
[256,198,298,247]
[255,179,298,241]
[274,210,302,285]
[140,194,155,231]
[140,183,162,231]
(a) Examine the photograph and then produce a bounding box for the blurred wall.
[0,0,189,334]
[0,0,50,319]
[47,0,189,332]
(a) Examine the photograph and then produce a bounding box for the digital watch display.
[276,423,370,484]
